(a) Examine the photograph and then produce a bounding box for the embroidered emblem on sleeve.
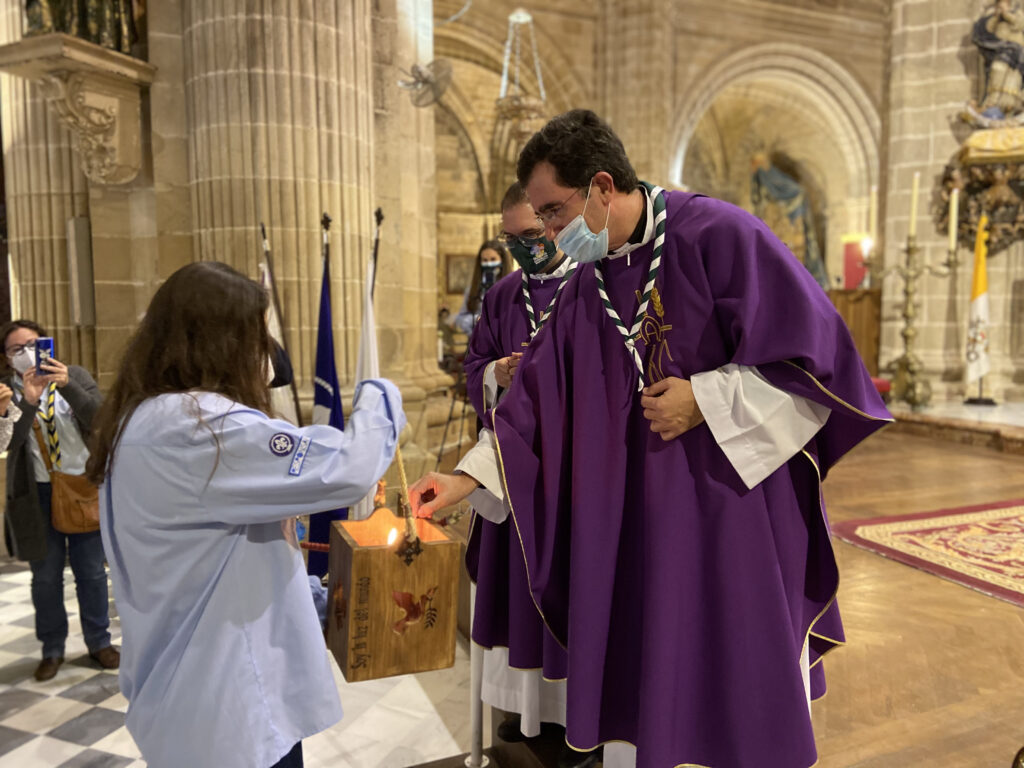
[269,433,296,457]
[289,436,312,477]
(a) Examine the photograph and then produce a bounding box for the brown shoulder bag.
[32,421,100,535]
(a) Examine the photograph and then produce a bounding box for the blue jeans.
[29,482,111,658]
[271,743,302,768]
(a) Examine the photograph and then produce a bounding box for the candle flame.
[861,237,874,259]
[388,528,399,546]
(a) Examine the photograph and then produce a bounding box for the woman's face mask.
[554,180,611,264]
[9,347,35,375]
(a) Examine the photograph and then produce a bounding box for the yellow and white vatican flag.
[350,250,381,520]
[965,215,991,385]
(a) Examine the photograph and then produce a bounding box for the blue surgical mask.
[555,181,610,264]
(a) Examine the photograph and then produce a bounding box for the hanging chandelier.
[496,8,547,140]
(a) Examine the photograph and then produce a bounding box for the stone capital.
[0,33,154,185]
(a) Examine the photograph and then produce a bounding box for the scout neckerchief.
[593,183,666,391]
[35,382,62,468]
[521,256,577,340]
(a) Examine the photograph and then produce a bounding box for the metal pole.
[465,583,490,768]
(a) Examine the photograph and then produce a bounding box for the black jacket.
[4,366,102,561]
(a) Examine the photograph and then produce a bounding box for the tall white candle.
[909,172,920,238]
[948,187,959,252]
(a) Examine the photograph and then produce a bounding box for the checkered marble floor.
[0,556,480,767]
[0,559,140,768]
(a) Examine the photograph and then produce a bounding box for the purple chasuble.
[463,269,569,680]
[488,192,891,768]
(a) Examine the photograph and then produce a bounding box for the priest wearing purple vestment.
[412,110,891,768]
[458,183,597,768]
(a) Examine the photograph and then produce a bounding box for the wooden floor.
[814,428,1024,767]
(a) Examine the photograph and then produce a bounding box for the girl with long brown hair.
[453,239,513,335]
[88,261,405,768]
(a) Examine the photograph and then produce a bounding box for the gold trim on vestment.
[798,450,844,674]
[782,360,894,422]
[492,424,568,651]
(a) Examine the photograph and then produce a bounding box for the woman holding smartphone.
[0,319,116,681]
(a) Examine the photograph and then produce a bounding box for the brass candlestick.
[863,236,959,410]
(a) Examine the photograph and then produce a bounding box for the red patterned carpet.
[833,499,1024,608]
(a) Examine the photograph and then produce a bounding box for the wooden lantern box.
[326,507,460,682]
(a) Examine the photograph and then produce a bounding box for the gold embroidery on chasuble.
[635,286,674,384]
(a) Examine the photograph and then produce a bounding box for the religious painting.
[445,253,475,295]
[750,152,830,290]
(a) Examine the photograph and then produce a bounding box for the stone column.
[600,0,674,180]
[183,0,375,401]
[0,0,93,367]
[372,0,453,477]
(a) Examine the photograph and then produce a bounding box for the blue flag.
[307,254,347,576]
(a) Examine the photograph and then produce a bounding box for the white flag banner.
[259,261,299,425]
[8,252,20,320]
[351,255,381,520]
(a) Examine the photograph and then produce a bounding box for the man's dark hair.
[500,181,530,212]
[516,109,638,193]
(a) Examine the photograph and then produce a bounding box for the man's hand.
[494,353,523,389]
[640,376,705,441]
[409,472,480,519]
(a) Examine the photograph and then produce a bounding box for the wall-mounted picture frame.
[446,253,476,295]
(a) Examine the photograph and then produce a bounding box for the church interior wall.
[1,0,1023,479]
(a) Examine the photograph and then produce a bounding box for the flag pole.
[261,223,304,426]
[366,209,415,541]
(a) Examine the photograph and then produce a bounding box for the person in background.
[87,261,405,768]
[0,319,116,682]
[453,239,514,335]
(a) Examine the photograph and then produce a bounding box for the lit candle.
[908,172,920,238]
[948,187,959,253]
[868,185,878,246]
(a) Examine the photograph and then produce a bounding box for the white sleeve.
[0,410,15,453]
[690,364,830,490]
[199,379,406,524]
[455,428,508,524]
[483,361,499,411]
[454,286,477,335]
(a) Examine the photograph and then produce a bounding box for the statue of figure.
[973,0,1024,120]
[25,0,140,56]
[750,153,830,290]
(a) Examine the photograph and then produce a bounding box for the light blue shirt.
[101,380,405,768]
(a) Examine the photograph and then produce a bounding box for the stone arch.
[670,43,881,198]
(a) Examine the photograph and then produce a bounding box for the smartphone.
[34,338,54,375]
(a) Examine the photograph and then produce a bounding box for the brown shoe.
[89,646,120,670]
[34,656,63,681]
